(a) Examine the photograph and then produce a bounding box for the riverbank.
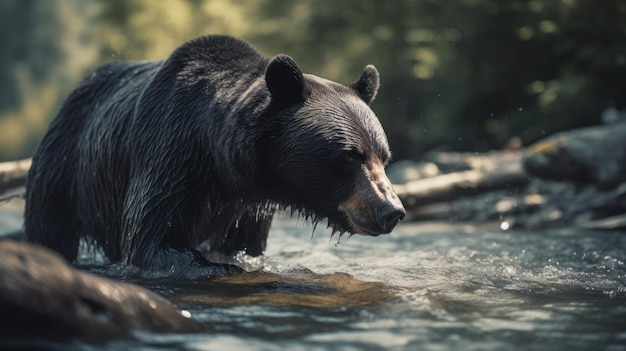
[389,123,626,231]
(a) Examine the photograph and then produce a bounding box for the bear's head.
[261,54,406,236]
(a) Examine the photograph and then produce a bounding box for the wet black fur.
[24,35,389,274]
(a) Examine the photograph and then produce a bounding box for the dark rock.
[524,124,626,189]
[0,240,203,343]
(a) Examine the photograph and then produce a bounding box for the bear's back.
[169,35,268,84]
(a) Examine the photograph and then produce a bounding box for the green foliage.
[1,0,625,161]
[0,0,97,160]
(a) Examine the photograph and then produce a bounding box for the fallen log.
[393,153,529,208]
[0,158,31,195]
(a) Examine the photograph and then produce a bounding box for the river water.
[1,204,626,350]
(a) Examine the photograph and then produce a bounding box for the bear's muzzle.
[338,160,406,236]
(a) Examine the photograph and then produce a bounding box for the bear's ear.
[265,54,305,102]
[350,65,380,104]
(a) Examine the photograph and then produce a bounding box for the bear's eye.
[341,150,365,165]
[333,149,365,174]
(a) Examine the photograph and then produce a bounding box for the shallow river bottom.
[2,208,626,350]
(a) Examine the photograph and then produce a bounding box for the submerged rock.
[0,240,203,343]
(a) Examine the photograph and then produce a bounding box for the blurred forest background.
[1,0,625,162]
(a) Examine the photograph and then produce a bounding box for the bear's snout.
[375,198,406,234]
[338,160,406,236]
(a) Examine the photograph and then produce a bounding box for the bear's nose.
[376,202,406,233]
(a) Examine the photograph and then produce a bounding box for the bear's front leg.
[143,246,243,278]
[120,174,243,278]
[207,208,273,258]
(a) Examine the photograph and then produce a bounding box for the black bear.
[25,35,405,276]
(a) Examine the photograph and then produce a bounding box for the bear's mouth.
[293,198,404,237]
[335,163,406,236]
[338,209,396,237]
